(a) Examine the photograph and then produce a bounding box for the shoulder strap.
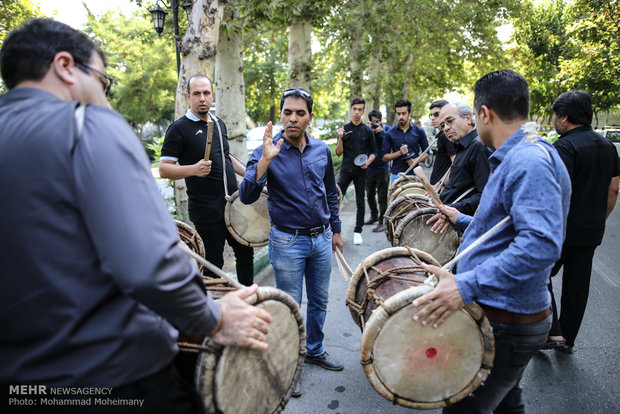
[71,104,85,154]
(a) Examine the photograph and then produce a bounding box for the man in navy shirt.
[336,98,376,245]
[417,70,570,413]
[382,99,429,184]
[240,87,344,397]
[545,90,619,354]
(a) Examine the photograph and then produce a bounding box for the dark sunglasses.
[429,111,441,118]
[76,62,114,97]
[282,87,311,99]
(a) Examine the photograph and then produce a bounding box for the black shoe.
[541,338,565,350]
[364,216,377,225]
[372,223,384,232]
[304,351,344,371]
[555,344,573,354]
[291,379,302,397]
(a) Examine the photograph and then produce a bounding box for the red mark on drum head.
[425,347,437,358]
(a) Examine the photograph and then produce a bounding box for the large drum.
[388,182,426,203]
[346,247,494,410]
[175,219,206,273]
[383,194,432,244]
[177,287,305,414]
[225,189,270,247]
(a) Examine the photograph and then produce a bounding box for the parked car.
[246,125,283,156]
[597,128,620,154]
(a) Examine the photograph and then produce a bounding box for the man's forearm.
[159,162,194,180]
[607,176,619,218]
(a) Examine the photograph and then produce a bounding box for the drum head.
[360,286,494,409]
[225,190,270,247]
[383,195,432,244]
[393,207,460,265]
[196,287,305,414]
[389,182,425,203]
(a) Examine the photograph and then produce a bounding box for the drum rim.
[383,195,432,243]
[392,206,460,265]
[346,247,440,328]
[195,286,306,413]
[389,182,425,203]
[224,189,270,247]
[359,286,494,409]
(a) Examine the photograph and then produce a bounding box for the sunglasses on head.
[282,88,311,99]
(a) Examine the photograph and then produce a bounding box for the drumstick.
[204,120,214,162]
[402,138,437,176]
[423,216,512,286]
[334,249,353,281]
[178,242,243,289]
[413,166,442,207]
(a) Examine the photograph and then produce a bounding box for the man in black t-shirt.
[336,97,376,245]
[428,99,456,185]
[160,74,254,286]
[545,90,619,354]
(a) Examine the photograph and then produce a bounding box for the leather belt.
[480,305,551,325]
[274,223,329,237]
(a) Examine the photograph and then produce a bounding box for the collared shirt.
[161,110,237,224]
[553,126,619,246]
[439,129,491,215]
[0,88,218,386]
[430,130,456,184]
[339,121,376,173]
[239,131,341,233]
[454,128,571,314]
[367,125,391,175]
[382,123,429,174]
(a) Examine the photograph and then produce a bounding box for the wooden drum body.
[383,194,432,244]
[225,189,270,247]
[346,247,494,410]
[194,287,305,414]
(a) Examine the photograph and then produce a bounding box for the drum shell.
[383,195,432,244]
[225,189,270,247]
[388,175,420,201]
[389,182,426,203]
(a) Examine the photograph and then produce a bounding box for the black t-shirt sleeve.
[161,123,183,159]
[367,127,377,155]
[553,139,575,180]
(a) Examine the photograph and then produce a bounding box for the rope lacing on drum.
[177,341,220,355]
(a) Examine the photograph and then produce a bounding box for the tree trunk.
[216,29,248,164]
[287,18,312,90]
[367,53,381,111]
[173,0,225,223]
[349,35,363,101]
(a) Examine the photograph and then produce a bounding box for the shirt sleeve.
[418,127,429,153]
[160,122,183,161]
[367,127,377,156]
[382,131,393,157]
[239,144,267,204]
[455,144,567,306]
[73,106,219,336]
[324,146,342,233]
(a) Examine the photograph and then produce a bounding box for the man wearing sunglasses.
[428,99,456,185]
[0,18,271,412]
[240,87,345,397]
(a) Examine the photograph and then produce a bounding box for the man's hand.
[427,204,460,233]
[399,144,409,156]
[412,263,464,328]
[406,157,415,166]
[332,233,343,252]
[261,121,283,162]
[337,126,344,140]
[211,284,273,351]
[194,159,212,177]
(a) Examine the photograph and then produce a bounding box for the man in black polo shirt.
[438,102,491,215]
[159,74,254,286]
[545,90,619,354]
[428,99,457,185]
[336,97,376,245]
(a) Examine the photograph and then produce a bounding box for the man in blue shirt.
[382,99,429,184]
[240,87,344,397]
[414,70,571,413]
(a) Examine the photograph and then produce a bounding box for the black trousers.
[338,169,366,233]
[366,172,389,222]
[548,244,597,347]
[194,220,254,286]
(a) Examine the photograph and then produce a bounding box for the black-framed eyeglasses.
[429,111,441,118]
[282,87,311,99]
[76,62,114,97]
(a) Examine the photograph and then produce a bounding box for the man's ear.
[51,51,79,86]
[478,105,491,124]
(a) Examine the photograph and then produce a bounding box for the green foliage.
[83,9,177,140]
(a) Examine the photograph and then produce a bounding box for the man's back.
[554,126,619,245]
[0,88,187,386]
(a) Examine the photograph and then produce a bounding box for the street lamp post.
[149,0,193,76]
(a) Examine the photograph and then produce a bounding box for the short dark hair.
[395,99,411,113]
[280,87,313,113]
[351,97,365,108]
[186,74,213,94]
[368,109,382,121]
[473,69,529,121]
[429,99,449,111]
[0,18,103,90]
[552,90,592,127]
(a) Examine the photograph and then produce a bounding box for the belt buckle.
[309,226,321,237]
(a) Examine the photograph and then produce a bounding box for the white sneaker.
[353,232,363,245]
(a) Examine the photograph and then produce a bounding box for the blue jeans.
[269,226,333,356]
[443,314,552,414]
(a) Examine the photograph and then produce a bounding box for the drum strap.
[213,118,232,202]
